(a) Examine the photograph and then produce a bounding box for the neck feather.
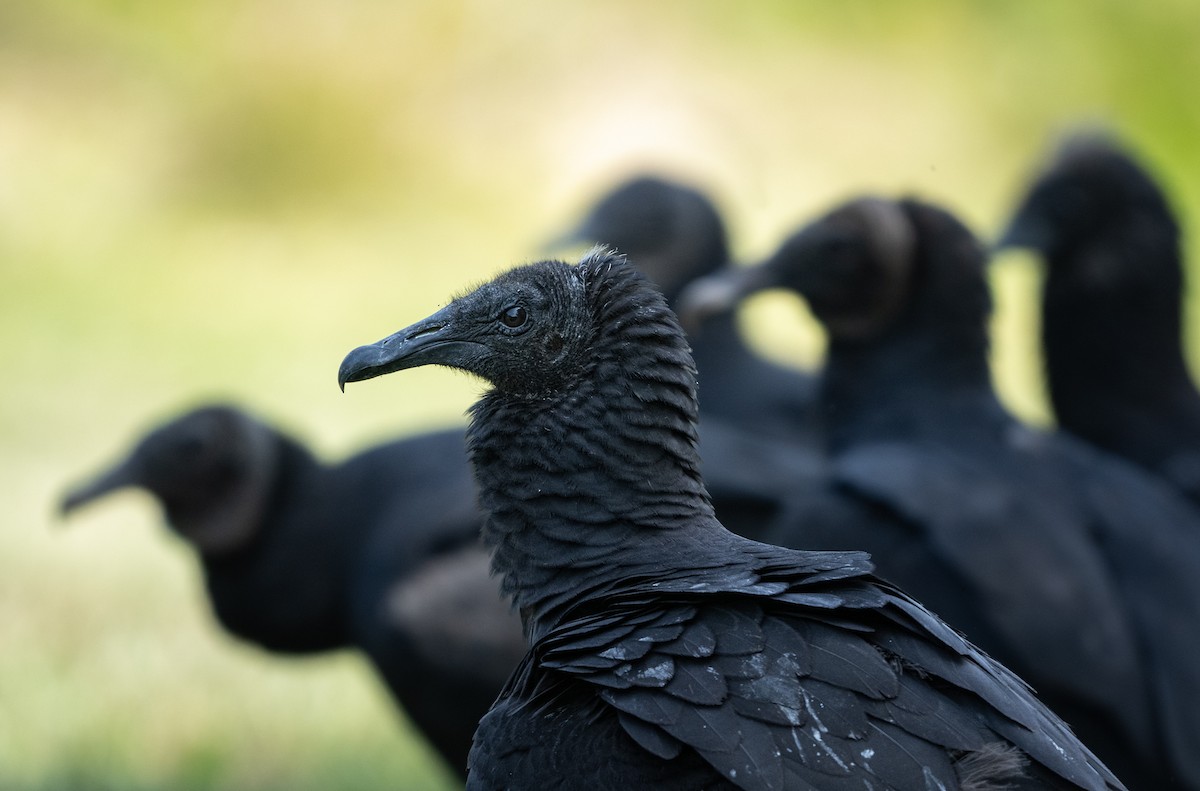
[466,264,716,639]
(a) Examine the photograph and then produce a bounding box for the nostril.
[407,323,444,341]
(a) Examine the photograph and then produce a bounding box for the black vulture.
[679,196,1200,789]
[339,250,1121,790]
[999,132,1200,507]
[60,405,526,777]
[553,175,818,441]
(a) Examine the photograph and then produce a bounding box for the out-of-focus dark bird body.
[557,175,817,441]
[1000,133,1200,506]
[681,197,1200,790]
[340,251,1122,790]
[61,403,823,778]
[61,407,526,777]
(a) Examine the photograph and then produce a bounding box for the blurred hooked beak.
[60,458,138,518]
[338,302,482,390]
[994,213,1049,254]
[674,263,781,335]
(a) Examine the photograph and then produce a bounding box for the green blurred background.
[4,1,1200,788]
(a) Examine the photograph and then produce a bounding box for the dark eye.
[500,305,527,328]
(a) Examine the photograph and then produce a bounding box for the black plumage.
[999,133,1200,506]
[60,405,526,777]
[680,196,1200,789]
[339,250,1121,790]
[556,175,817,441]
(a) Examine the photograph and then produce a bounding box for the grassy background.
[4,2,1200,788]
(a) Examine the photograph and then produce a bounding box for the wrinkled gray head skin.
[60,405,280,556]
[552,175,729,299]
[340,254,599,398]
[998,130,1174,261]
[679,197,917,341]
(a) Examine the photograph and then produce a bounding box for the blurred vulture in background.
[999,132,1200,508]
[553,174,819,442]
[60,405,525,778]
[681,195,1200,789]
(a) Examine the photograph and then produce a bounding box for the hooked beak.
[674,263,781,335]
[60,458,139,518]
[338,302,485,390]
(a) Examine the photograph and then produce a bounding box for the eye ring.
[499,305,528,328]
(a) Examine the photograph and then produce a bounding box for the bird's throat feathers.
[465,254,716,634]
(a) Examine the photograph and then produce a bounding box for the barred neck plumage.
[466,256,717,641]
